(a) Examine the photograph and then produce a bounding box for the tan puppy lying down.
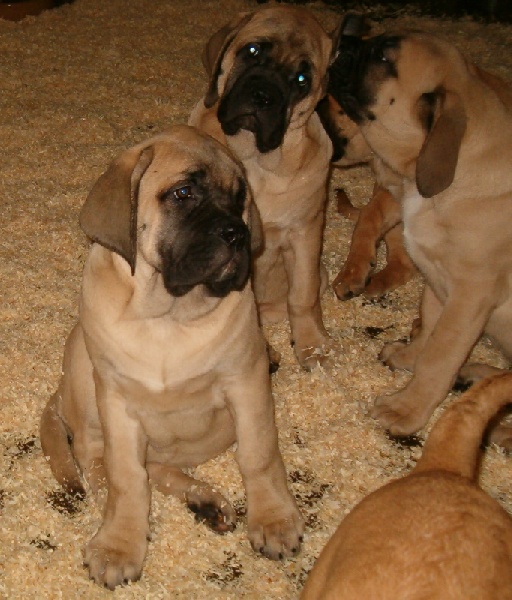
[301,372,512,599]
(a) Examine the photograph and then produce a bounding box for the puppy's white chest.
[402,186,446,281]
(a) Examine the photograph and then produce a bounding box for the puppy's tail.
[40,392,85,497]
[413,372,512,481]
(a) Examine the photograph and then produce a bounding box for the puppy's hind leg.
[148,463,237,534]
[40,392,85,499]
[364,224,416,297]
[333,184,402,300]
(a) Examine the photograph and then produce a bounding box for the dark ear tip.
[339,12,367,39]
[203,94,217,110]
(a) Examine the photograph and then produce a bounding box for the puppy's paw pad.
[296,342,336,372]
[378,341,407,366]
[84,545,143,590]
[188,500,236,534]
[372,397,427,436]
[333,276,366,301]
[249,512,304,560]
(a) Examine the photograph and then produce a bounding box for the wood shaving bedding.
[1,1,511,597]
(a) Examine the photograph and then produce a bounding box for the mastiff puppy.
[327,27,512,434]
[301,372,512,599]
[189,5,336,369]
[40,125,303,589]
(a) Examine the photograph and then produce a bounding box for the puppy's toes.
[332,272,369,301]
[84,539,146,590]
[188,499,237,534]
[249,513,304,560]
[266,342,281,374]
[295,340,336,372]
[378,340,414,371]
[371,394,428,435]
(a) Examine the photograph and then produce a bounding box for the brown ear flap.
[79,145,154,275]
[416,90,467,198]
[329,12,367,64]
[202,12,253,109]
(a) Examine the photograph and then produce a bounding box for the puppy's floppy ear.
[202,12,253,109]
[329,12,367,66]
[79,144,154,275]
[416,89,466,198]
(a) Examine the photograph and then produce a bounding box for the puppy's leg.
[83,384,150,590]
[40,392,86,498]
[71,432,107,504]
[380,284,441,372]
[373,284,495,435]
[284,211,332,370]
[227,354,304,559]
[253,240,289,324]
[364,223,416,297]
[148,464,236,533]
[333,184,401,300]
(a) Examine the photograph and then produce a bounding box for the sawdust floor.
[1,1,512,598]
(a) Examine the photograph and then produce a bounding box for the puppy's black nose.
[217,224,247,249]
[252,88,274,108]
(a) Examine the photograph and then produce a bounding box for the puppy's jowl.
[40,125,303,589]
[190,5,338,370]
[328,26,512,436]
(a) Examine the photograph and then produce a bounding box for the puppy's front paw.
[332,267,369,300]
[248,507,304,560]
[371,389,432,435]
[84,530,148,589]
[379,340,415,371]
[294,339,335,371]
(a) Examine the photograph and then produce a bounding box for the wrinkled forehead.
[379,31,453,86]
[142,132,245,191]
[231,8,331,69]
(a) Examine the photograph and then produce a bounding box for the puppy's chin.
[162,248,251,299]
[220,113,287,153]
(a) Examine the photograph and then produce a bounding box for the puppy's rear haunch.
[40,125,303,589]
[301,373,512,599]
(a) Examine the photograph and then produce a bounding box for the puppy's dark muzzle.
[218,68,290,153]
[215,222,248,251]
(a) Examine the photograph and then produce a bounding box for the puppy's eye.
[373,48,388,62]
[172,185,194,202]
[246,43,261,57]
[296,72,309,87]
